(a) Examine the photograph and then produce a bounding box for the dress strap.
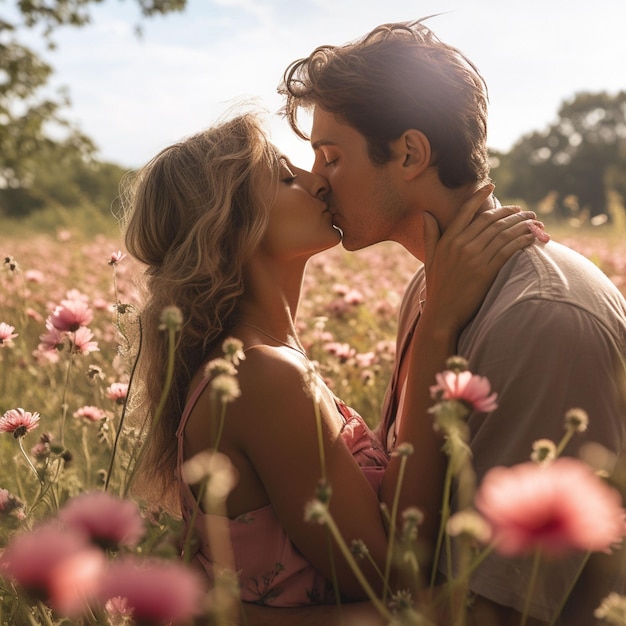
[175,375,212,438]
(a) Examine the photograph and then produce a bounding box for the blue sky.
[16,0,626,169]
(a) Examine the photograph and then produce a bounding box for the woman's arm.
[204,187,539,601]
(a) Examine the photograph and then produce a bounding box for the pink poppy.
[38,320,66,352]
[59,492,145,550]
[24,269,45,283]
[97,557,205,625]
[50,299,94,332]
[108,250,126,266]
[0,408,40,437]
[71,327,99,355]
[0,322,18,346]
[0,523,95,604]
[430,369,498,413]
[106,382,128,405]
[324,341,356,362]
[475,457,626,557]
[343,288,364,304]
[355,351,376,368]
[48,546,107,617]
[73,405,107,423]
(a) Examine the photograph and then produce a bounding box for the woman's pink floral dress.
[176,376,389,606]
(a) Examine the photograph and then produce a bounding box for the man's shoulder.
[483,241,626,321]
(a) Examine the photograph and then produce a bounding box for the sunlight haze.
[19,0,626,169]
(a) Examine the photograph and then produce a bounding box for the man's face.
[310,107,406,251]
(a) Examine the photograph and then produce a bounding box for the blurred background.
[1,0,625,232]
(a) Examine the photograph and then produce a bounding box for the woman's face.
[260,155,341,261]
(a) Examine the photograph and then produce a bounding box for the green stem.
[435,543,496,607]
[364,551,390,594]
[122,325,175,497]
[59,351,74,447]
[104,317,141,493]
[81,425,92,485]
[36,602,55,626]
[152,325,177,431]
[182,478,208,563]
[554,430,574,458]
[310,378,339,605]
[547,551,591,626]
[17,436,43,485]
[383,453,408,603]
[520,550,542,626]
[212,395,228,453]
[323,512,393,622]
[430,457,453,588]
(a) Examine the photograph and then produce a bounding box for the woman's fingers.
[443,184,495,240]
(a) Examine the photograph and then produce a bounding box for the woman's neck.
[237,258,306,340]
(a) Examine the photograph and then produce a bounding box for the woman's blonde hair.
[122,112,279,511]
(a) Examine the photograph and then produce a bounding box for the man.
[276,18,626,625]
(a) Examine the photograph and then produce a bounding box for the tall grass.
[0,217,625,623]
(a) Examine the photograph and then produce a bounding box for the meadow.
[1,217,626,624]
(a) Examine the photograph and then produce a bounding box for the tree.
[0,0,187,216]
[492,91,626,221]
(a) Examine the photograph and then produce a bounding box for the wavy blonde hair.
[122,112,279,511]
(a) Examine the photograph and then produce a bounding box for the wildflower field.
[1,221,626,625]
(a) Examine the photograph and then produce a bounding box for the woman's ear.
[393,129,431,180]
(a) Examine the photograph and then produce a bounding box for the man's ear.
[393,129,431,180]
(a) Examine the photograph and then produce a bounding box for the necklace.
[239,321,309,359]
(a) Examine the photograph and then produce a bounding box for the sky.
[15,0,626,170]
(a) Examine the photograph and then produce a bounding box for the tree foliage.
[492,91,626,221]
[0,0,186,217]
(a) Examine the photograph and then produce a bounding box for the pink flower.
[430,369,498,413]
[97,557,205,625]
[73,405,107,423]
[355,351,376,368]
[344,288,364,304]
[0,408,40,437]
[0,523,101,613]
[26,307,44,323]
[108,250,126,266]
[48,546,107,617]
[106,382,128,405]
[50,299,94,332]
[71,327,99,355]
[59,492,145,549]
[0,322,18,346]
[24,269,44,283]
[38,320,66,352]
[475,458,626,557]
[105,595,134,620]
[64,289,89,303]
[324,341,356,362]
[0,488,25,520]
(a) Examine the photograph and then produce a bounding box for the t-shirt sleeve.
[445,298,626,622]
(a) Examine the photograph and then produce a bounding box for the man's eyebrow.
[311,139,336,151]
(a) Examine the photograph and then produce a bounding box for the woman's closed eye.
[279,157,297,183]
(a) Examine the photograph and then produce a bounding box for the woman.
[123,111,539,611]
